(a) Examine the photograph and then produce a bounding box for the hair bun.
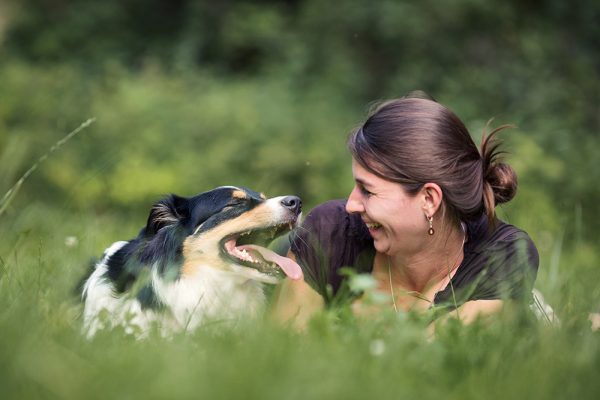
[480,125,518,221]
[485,162,517,204]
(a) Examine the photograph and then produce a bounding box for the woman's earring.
[427,216,434,235]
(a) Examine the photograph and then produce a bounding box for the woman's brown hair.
[347,94,517,227]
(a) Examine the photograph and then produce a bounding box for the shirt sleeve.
[288,200,374,301]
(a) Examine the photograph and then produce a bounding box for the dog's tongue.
[237,245,303,280]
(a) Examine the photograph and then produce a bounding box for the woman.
[272,93,539,325]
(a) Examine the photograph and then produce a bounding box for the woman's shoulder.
[300,199,365,236]
[465,215,537,257]
[291,199,373,252]
[464,215,539,276]
[302,199,348,223]
[289,199,374,299]
[435,215,539,306]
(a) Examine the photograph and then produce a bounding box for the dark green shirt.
[290,200,539,308]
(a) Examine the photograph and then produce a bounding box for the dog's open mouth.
[221,222,303,280]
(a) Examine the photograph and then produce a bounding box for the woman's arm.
[451,299,504,323]
[269,251,324,329]
[271,253,504,331]
[428,299,504,336]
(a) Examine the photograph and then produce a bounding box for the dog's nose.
[281,196,302,214]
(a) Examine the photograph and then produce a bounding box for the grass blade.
[0,118,96,217]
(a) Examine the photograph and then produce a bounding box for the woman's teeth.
[366,222,382,229]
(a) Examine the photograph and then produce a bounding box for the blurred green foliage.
[0,0,599,291]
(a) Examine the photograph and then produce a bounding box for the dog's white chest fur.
[82,241,266,338]
[155,265,267,330]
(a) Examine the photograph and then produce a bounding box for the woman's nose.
[346,186,364,214]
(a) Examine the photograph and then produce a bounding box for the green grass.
[2,3,600,396]
[1,201,600,400]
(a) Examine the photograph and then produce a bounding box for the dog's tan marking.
[232,190,248,200]
[181,202,281,277]
[181,241,194,277]
[181,236,230,277]
[259,193,267,200]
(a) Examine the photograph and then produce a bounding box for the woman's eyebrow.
[354,177,373,188]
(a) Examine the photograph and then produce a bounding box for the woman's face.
[346,159,427,257]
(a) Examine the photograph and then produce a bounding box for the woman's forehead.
[352,159,394,187]
[351,159,371,179]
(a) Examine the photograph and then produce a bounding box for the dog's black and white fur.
[82,186,302,337]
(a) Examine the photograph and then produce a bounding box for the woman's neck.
[374,224,466,299]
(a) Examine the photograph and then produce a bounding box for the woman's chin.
[372,237,391,255]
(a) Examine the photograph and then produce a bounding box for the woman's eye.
[359,186,373,197]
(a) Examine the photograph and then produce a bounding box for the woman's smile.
[364,220,382,231]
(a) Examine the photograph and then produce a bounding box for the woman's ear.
[421,182,443,217]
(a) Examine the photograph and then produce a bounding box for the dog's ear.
[145,194,190,235]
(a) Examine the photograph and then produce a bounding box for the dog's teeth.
[232,247,254,262]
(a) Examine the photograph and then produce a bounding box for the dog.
[81,186,303,337]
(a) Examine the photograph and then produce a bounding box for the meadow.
[2,0,600,398]
[1,83,599,400]
[1,207,599,400]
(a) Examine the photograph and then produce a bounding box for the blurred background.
[0,0,599,304]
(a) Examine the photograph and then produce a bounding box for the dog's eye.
[221,203,242,213]
[221,198,247,212]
